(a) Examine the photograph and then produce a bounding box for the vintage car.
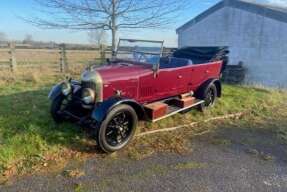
[48,39,228,153]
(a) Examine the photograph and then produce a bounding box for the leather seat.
[159,57,192,69]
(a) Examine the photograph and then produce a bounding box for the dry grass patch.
[0,67,57,85]
[174,162,208,170]
[63,169,85,178]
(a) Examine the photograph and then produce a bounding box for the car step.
[144,97,204,123]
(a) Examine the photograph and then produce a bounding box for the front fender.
[48,84,62,101]
[91,97,145,123]
[48,80,81,101]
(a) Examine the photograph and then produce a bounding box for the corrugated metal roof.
[176,0,287,33]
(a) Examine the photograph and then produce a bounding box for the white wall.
[178,7,230,48]
[228,7,287,88]
[178,7,287,88]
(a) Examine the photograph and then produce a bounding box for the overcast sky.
[0,0,285,47]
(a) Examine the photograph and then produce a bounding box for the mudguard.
[91,97,145,123]
[48,84,62,101]
[48,80,80,101]
[196,78,222,98]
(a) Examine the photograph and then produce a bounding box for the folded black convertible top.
[173,47,229,64]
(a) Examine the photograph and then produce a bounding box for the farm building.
[177,0,287,88]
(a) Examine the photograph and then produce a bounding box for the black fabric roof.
[172,46,229,64]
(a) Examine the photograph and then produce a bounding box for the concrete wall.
[178,6,287,88]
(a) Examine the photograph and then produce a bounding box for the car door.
[171,66,193,93]
[189,64,209,89]
[138,68,180,103]
[155,68,180,98]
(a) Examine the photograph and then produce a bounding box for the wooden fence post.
[100,44,106,64]
[9,42,17,72]
[59,44,68,73]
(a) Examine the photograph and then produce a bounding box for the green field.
[0,77,286,179]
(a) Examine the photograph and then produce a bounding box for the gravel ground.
[1,126,287,192]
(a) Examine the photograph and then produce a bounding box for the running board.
[148,99,204,123]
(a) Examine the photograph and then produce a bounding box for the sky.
[0,0,286,47]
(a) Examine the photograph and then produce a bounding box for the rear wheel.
[197,83,218,111]
[204,84,217,107]
[97,104,138,153]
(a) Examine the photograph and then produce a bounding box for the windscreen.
[116,39,163,65]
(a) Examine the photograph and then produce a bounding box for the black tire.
[197,83,218,110]
[97,104,138,153]
[50,95,66,123]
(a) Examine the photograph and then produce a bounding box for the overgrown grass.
[0,77,286,178]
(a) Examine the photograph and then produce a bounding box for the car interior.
[159,46,229,69]
[159,57,193,69]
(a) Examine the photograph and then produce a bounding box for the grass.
[139,84,287,133]
[174,162,208,170]
[126,84,287,160]
[0,77,90,178]
[0,76,286,179]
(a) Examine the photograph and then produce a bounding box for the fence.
[0,44,246,84]
[0,43,110,75]
[0,43,174,76]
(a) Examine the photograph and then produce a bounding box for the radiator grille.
[81,81,96,90]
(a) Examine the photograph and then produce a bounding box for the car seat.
[159,57,192,69]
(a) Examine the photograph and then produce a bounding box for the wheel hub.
[105,111,133,146]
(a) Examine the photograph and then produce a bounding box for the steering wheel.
[133,51,147,62]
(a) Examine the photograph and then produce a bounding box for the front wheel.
[50,95,69,123]
[96,104,138,153]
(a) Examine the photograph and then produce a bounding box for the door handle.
[178,75,182,79]
[205,70,210,74]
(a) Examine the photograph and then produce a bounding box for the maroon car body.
[48,39,228,153]
[96,60,222,104]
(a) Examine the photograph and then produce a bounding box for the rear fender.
[195,78,222,98]
[91,97,146,123]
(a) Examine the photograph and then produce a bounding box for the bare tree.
[88,29,108,46]
[29,0,188,53]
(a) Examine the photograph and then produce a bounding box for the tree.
[29,0,188,53]
[88,29,108,46]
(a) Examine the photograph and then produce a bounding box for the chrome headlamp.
[61,82,71,96]
[81,70,103,102]
[82,88,95,104]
